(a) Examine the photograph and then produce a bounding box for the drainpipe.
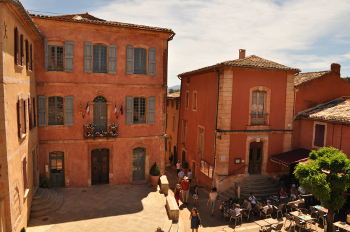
[212,68,221,187]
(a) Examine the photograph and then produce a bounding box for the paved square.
[28,185,169,232]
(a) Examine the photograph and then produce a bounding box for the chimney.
[239,49,246,59]
[331,63,341,75]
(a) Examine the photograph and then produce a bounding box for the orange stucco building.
[177,50,299,190]
[0,1,42,231]
[30,13,174,187]
[165,92,180,166]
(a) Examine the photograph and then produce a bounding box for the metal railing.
[250,112,268,125]
[83,123,119,138]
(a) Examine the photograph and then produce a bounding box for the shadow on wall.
[28,184,155,227]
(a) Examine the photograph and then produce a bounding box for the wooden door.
[132,148,145,181]
[93,96,107,132]
[248,142,263,174]
[49,151,65,187]
[91,149,109,185]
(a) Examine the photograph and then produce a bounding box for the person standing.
[187,169,193,183]
[178,169,185,181]
[207,187,218,216]
[176,161,181,174]
[174,184,181,206]
[181,176,190,205]
[192,185,199,207]
[189,208,201,232]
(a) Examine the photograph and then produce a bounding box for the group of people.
[279,184,307,201]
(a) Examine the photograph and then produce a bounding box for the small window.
[48,45,64,71]
[133,97,146,124]
[14,28,19,65]
[20,34,24,65]
[134,48,147,74]
[314,124,325,147]
[29,44,33,71]
[48,96,64,125]
[93,44,107,73]
[25,40,29,70]
[192,91,197,110]
[185,91,189,109]
[17,98,27,138]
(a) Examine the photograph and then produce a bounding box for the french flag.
[83,103,89,118]
[114,104,118,119]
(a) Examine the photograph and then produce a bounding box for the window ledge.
[24,188,30,199]
[246,125,270,130]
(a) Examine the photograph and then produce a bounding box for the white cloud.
[92,0,350,85]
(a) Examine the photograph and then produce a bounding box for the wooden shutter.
[17,100,21,138]
[84,42,93,73]
[44,39,48,71]
[38,96,47,126]
[126,45,134,74]
[147,96,155,124]
[126,96,134,124]
[108,45,117,74]
[33,97,36,127]
[64,41,74,72]
[14,28,18,65]
[23,99,26,134]
[28,98,32,130]
[148,48,156,76]
[20,35,23,65]
[65,96,74,126]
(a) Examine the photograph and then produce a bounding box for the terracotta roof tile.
[294,71,330,86]
[297,97,350,124]
[179,55,300,77]
[30,13,175,37]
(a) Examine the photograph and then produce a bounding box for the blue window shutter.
[126,96,134,124]
[84,42,93,73]
[64,41,74,72]
[44,39,48,71]
[148,48,156,76]
[38,96,47,126]
[126,45,134,74]
[64,96,74,126]
[147,96,155,124]
[108,45,117,74]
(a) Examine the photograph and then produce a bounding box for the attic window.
[73,15,83,20]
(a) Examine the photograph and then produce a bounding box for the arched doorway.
[91,148,109,185]
[49,151,65,187]
[132,148,146,181]
[248,142,263,174]
[93,96,107,132]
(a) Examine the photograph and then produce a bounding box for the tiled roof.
[270,148,310,167]
[297,97,350,124]
[167,92,180,98]
[294,71,330,86]
[179,55,300,77]
[30,13,175,38]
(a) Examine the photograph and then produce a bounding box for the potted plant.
[149,162,160,187]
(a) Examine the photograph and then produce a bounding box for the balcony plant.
[149,162,160,187]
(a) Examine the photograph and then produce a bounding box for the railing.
[250,112,268,125]
[83,123,119,138]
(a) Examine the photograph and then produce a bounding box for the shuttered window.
[125,96,156,124]
[20,34,24,65]
[64,41,74,72]
[197,126,205,157]
[108,45,117,74]
[147,97,155,124]
[48,96,64,125]
[314,124,325,147]
[251,90,267,125]
[28,98,33,130]
[126,45,156,75]
[84,42,93,73]
[38,96,47,126]
[48,45,64,71]
[134,48,147,74]
[64,96,74,126]
[17,98,26,138]
[93,44,107,73]
[133,97,146,124]
[25,40,29,70]
[14,28,19,65]
[32,97,37,127]
[29,44,33,71]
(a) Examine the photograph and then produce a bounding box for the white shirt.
[209,192,218,201]
[235,208,242,216]
[249,195,256,204]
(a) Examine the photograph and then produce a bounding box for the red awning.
[270,148,310,167]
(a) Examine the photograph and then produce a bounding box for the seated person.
[262,200,273,214]
[248,192,257,206]
[290,184,299,200]
[242,199,252,211]
[234,204,243,216]
[279,187,288,199]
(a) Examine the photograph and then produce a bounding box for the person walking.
[207,187,218,216]
[187,169,193,183]
[176,161,181,174]
[181,176,190,205]
[192,185,199,207]
[174,184,181,206]
[189,208,201,232]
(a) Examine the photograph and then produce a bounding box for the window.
[25,40,29,70]
[32,97,37,127]
[14,28,19,65]
[200,160,213,179]
[134,48,147,74]
[185,91,189,109]
[313,124,326,147]
[20,34,24,65]
[28,98,33,130]
[93,44,107,73]
[251,90,267,125]
[192,91,197,110]
[29,44,33,71]
[48,45,64,71]
[197,126,205,157]
[133,97,146,124]
[17,97,26,139]
[181,120,187,145]
[125,96,155,125]
[48,96,64,125]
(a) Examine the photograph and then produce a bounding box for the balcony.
[83,123,119,138]
[250,112,268,126]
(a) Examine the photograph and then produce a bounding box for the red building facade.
[32,14,174,187]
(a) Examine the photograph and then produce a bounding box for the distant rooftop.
[167,92,180,98]
[294,71,330,86]
[31,13,175,38]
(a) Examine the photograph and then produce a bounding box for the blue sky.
[21,0,350,86]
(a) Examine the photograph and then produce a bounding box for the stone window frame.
[312,121,327,148]
[247,86,271,129]
[185,91,190,110]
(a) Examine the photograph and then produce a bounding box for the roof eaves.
[294,71,331,87]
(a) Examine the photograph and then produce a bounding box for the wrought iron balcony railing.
[250,112,268,126]
[83,123,119,138]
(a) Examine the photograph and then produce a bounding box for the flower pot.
[150,175,159,187]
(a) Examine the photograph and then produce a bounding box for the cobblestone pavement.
[165,167,325,232]
[28,184,169,232]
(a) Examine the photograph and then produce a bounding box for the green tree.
[294,147,350,232]
[168,88,175,93]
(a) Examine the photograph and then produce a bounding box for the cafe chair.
[260,208,273,218]
[229,211,242,227]
[275,204,285,219]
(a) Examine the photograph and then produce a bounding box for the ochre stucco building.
[0,0,42,231]
[31,13,174,187]
[165,92,180,166]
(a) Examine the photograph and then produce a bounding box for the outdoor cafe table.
[255,219,279,230]
[313,205,328,213]
[290,211,314,222]
[333,221,350,232]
